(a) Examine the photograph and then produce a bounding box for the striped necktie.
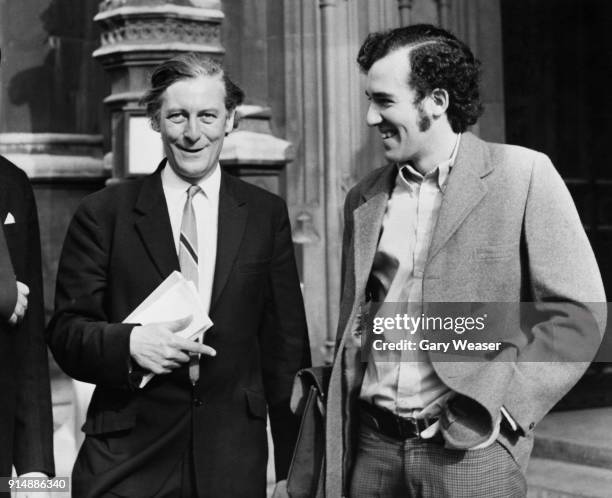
[179,185,200,288]
[179,184,201,385]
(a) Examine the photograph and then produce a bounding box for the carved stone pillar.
[93,0,293,195]
[318,0,344,362]
[93,0,224,180]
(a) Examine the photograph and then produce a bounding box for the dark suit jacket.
[0,156,54,483]
[324,133,606,497]
[48,167,311,497]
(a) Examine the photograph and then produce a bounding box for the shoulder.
[223,172,287,211]
[485,141,554,177]
[0,155,33,189]
[479,141,570,209]
[76,176,147,220]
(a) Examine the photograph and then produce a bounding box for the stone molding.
[0,133,106,179]
[93,4,224,60]
[220,131,294,166]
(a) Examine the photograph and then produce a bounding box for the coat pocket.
[82,410,137,456]
[474,244,517,261]
[81,410,136,436]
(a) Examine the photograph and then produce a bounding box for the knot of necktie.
[187,184,201,200]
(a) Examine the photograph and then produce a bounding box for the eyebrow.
[163,106,220,114]
[366,91,394,99]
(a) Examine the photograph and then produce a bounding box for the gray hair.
[140,53,244,128]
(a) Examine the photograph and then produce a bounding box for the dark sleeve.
[47,199,136,389]
[259,199,311,480]
[13,176,54,476]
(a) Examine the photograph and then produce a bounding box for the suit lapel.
[427,132,492,262]
[210,173,247,311]
[352,165,396,299]
[134,170,180,279]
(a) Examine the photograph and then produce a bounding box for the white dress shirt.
[360,134,461,419]
[161,163,220,314]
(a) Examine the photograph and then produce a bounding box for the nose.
[184,116,201,143]
[366,103,382,127]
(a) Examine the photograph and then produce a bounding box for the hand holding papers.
[127,271,214,387]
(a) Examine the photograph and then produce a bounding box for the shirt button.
[193,397,204,407]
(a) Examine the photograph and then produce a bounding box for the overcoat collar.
[352,165,396,299]
[427,131,492,261]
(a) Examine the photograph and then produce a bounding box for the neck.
[411,127,459,175]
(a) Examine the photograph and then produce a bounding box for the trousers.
[349,423,526,498]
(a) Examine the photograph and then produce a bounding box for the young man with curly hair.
[324,25,605,497]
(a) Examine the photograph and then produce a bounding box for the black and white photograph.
[0,0,611,497]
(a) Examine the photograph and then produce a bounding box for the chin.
[383,151,400,162]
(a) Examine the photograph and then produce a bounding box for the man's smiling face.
[157,74,235,182]
[365,48,431,165]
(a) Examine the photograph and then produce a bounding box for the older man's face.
[365,48,431,165]
[157,74,234,182]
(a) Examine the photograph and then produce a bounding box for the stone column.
[437,0,451,29]
[93,0,224,180]
[397,0,414,26]
[318,0,344,362]
[93,0,294,192]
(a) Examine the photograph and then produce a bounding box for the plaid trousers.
[349,423,526,498]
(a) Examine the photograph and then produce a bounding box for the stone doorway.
[501,0,612,408]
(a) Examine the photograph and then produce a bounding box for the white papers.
[123,271,213,387]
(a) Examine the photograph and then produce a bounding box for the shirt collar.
[161,162,222,203]
[397,133,461,191]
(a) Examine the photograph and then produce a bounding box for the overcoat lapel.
[352,165,397,300]
[210,173,247,311]
[427,132,492,262]
[134,171,179,279]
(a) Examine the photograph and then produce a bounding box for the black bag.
[286,366,331,498]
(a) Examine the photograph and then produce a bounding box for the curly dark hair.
[140,53,244,129]
[357,24,483,133]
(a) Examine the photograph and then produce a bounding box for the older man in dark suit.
[48,53,310,497]
[0,48,54,498]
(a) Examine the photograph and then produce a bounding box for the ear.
[150,115,161,133]
[429,88,450,118]
[224,109,236,135]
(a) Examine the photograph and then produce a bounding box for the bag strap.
[290,366,332,416]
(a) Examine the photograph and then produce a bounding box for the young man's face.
[157,74,235,182]
[365,48,431,165]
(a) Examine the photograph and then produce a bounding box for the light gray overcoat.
[324,132,606,497]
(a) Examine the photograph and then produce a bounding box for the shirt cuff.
[500,405,519,431]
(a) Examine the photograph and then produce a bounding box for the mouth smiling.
[379,128,398,140]
[178,145,205,153]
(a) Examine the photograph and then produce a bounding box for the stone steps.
[527,458,612,498]
[527,408,612,497]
